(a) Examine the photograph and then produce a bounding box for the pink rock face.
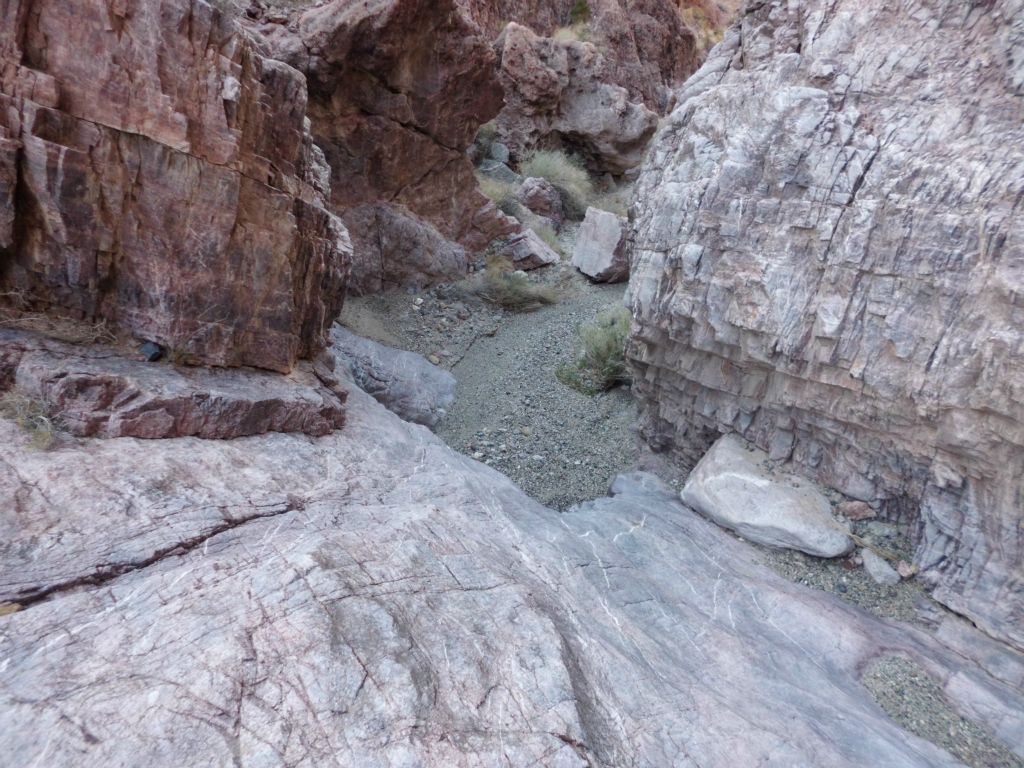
[3,331,346,439]
[455,0,574,38]
[459,0,733,115]
[0,0,350,374]
[250,0,517,294]
[587,0,703,112]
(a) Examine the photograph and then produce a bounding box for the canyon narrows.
[1,1,1022,767]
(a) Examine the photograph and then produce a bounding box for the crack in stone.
[12,501,300,611]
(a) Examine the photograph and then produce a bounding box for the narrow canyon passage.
[1,0,1021,766]
[342,261,639,509]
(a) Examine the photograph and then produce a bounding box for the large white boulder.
[681,434,853,558]
[572,207,629,282]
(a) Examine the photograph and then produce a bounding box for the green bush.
[519,150,595,220]
[0,391,58,450]
[556,306,632,394]
[474,256,558,311]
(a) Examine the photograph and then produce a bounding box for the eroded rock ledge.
[627,0,1024,649]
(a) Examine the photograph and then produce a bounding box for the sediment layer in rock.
[2,330,346,440]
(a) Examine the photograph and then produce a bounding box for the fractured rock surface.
[2,376,1022,766]
[0,0,351,372]
[2,330,346,440]
[627,0,1024,650]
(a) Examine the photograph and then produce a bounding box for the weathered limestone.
[572,207,629,282]
[681,435,853,558]
[330,325,455,428]
[1,377,1022,765]
[0,0,351,372]
[627,0,1024,649]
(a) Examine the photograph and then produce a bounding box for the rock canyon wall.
[627,0,1024,649]
[0,0,350,372]
[1,0,1023,765]
[247,0,518,294]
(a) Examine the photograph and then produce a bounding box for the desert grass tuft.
[474,256,558,311]
[519,150,595,219]
[556,306,632,394]
[476,173,519,214]
[0,391,59,450]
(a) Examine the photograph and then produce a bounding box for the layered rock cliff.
[0,0,351,372]
[627,0,1024,649]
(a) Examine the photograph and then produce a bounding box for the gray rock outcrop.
[627,0,1024,650]
[681,434,853,557]
[330,325,455,428]
[2,371,1022,766]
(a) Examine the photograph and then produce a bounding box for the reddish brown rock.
[455,0,574,38]
[517,177,565,228]
[496,229,560,270]
[586,0,703,112]
[249,0,516,293]
[2,330,346,439]
[342,204,472,295]
[460,0,737,114]
[0,0,350,373]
